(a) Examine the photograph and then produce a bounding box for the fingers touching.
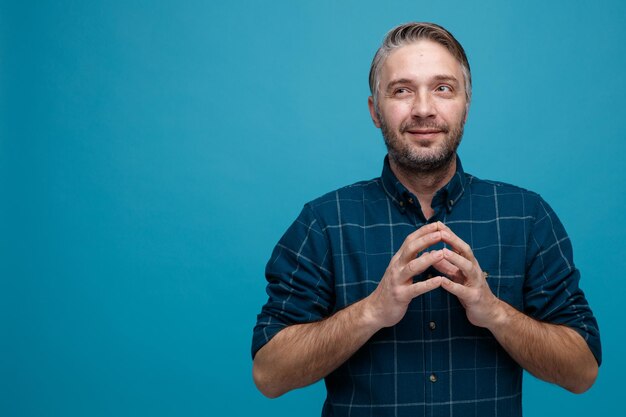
[398,223,443,264]
[438,224,477,263]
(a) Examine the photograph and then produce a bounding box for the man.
[252,22,601,416]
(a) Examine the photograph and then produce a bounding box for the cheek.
[439,103,467,124]
[381,103,411,126]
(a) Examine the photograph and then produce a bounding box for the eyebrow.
[385,75,460,91]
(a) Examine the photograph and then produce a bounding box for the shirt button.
[449,199,454,206]
[429,321,436,330]
[429,374,437,383]
[408,197,414,204]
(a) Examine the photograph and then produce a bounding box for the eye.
[435,85,452,93]
[393,87,411,96]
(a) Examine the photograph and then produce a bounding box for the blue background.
[2,1,625,416]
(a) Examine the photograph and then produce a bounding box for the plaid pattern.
[253,156,601,417]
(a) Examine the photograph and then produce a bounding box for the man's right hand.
[254,221,448,398]
[364,221,447,329]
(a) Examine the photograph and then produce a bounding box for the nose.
[411,91,436,119]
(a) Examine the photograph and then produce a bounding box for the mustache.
[400,120,449,133]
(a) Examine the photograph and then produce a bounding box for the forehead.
[380,40,463,84]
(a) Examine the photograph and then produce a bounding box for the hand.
[365,222,445,329]
[435,224,503,328]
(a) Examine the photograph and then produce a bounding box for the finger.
[432,258,458,276]
[432,259,464,283]
[440,277,472,300]
[399,230,443,264]
[405,222,441,241]
[403,250,444,278]
[407,276,443,298]
[442,248,479,282]
[439,226,476,263]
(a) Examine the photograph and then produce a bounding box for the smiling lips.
[401,122,449,138]
[404,128,445,140]
[407,128,442,135]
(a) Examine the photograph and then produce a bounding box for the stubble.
[380,115,465,175]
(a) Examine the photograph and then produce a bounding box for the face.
[368,40,468,173]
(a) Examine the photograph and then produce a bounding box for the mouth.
[404,129,444,139]
[406,129,442,134]
[400,121,449,139]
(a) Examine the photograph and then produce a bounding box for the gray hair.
[369,22,472,110]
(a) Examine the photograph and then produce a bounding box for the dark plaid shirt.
[253,156,601,417]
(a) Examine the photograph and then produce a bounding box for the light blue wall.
[2,1,624,416]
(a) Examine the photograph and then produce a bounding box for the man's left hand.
[430,223,598,393]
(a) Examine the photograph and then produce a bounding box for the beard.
[380,114,465,174]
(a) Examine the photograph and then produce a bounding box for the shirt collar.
[380,154,467,213]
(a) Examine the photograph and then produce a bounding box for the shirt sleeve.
[251,203,334,359]
[524,196,602,365]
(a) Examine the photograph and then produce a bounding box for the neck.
[389,156,457,219]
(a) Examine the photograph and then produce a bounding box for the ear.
[368,96,381,128]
